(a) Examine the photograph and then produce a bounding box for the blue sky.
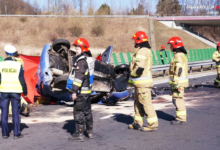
[27,0,157,13]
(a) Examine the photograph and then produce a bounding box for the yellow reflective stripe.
[85,72,88,75]
[134,116,144,121]
[160,52,162,55]
[215,79,220,83]
[175,63,183,67]
[80,90,92,94]
[216,65,220,67]
[129,79,153,84]
[136,55,147,60]
[147,117,158,123]
[142,39,147,42]
[73,81,82,87]
[174,76,180,81]
[0,86,22,90]
[131,71,138,77]
[176,111,186,116]
[178,79,188,83]
[1,81,21,84]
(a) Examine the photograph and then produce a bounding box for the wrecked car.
[36,39,130,104]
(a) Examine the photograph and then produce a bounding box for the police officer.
[159,45,167,65]
[212,42,220,87]
[0,45,27,139]
[128,31,158,132]
[67,38,94,142]
[167,37,189,125]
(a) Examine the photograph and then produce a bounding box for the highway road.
[0,78,220,150]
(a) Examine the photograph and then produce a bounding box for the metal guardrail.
[112,60,215,75]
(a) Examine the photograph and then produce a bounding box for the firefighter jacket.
[129,47,153,88]
[66,53,95,95]
[0,57,27,94]
[212,51,220,67]
[169,52,188,87]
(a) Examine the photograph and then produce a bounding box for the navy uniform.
[0,45,27,139]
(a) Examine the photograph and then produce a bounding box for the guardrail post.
[189,66,193,73]
[201,65,203,72]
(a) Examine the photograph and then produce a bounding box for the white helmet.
[4,45,16,56]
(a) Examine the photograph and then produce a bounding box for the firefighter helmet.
[73,38,90,52]
[217,42,220,50]
[167,37,184,49]
[132,31,148,44]
[161,45,165,49]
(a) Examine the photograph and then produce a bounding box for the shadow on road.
[62,120,76,135]
[113,114,133,125]
[0,122,29,133]
[156,110,174,121]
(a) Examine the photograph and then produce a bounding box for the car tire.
[52,39,71,52]
[114,64,129,74]
[54,75,69,89]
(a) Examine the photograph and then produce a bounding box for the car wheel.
[52,38,71,52]
[114,64,129,74]
[54,75,69,89]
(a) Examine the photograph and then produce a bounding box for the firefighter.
[66,38,94,142]
[0,45,27,139]
[128,31,158,132]
[212,42,220,87]
[167,37,189,125]
[159,45,167,64]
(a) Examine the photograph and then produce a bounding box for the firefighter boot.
[214,80,219,88]
[20,103,30,116]
[128,123,142,130]
[86,122,93,139]
[170,119,186,125]
[68,125,84,142]
[140,126,158,132]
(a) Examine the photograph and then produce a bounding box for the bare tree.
[87,0,95,15]
[72,0,78,10]
[79,0,83,14]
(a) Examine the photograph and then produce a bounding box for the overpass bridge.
[155,16,219,47]
[155,16,220,26]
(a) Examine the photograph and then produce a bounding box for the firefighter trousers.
[171,87,186,122]
[133,87,158,128]
[215,67,220,84]
[73,95,93,133]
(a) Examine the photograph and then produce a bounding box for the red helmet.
[167,37,184,49]
[73,38,90,52]
[217,42,220,49]
[161,45,165,49]
[132,31,148,44]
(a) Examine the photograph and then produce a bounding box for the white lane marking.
[154,72,216,85]
[99,115,114,120]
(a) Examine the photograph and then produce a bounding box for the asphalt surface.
[0,83,220,150]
